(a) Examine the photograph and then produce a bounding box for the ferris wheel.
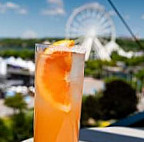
[66,3,116,60]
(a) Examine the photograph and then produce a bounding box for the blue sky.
[0,0,144,38]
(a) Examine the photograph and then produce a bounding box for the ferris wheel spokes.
[93,38,111,60]
[82,37,93,61]
[66,3,116,60]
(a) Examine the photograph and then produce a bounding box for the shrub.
[111,51,127,62]
[0,118,12,142]
[84,60,116,78]
[4,93,27,113]
[81,93,103,127]
[11,112,33,142]
[135,68,144,80]
[0,50,34,60]
[3,93,33,141]
[99,79,138,119]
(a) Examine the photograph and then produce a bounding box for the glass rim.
[35,43,50,48]
[35,43,86,54]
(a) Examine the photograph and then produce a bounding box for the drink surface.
[34,47,85,142]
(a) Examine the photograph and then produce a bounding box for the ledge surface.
[23,127,144,142]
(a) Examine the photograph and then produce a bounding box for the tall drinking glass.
[34,43,85,142]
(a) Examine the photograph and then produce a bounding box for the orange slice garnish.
[44,40,74,54]
[36,40,74,112]
[52,40,74,47]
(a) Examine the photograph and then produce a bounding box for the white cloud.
[108,10,117,16]
[21,30,38,39]
[6,2,19,9]
[109,10,130,20]
[42,0,65,16]
[0,2,27,15]
[108,10,130,21]
[48,0,63,6]
[18,9,27,15]
[42,7,65,15]
[125,15,130,20]
[141,14,144,20]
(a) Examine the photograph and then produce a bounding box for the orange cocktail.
[34,41,85,142]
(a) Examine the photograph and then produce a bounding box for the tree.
[100,79,138,119]
[4,93,27,113]
[111,51,127,62]
[4,93,33,142]
[81,93,103,127]
[135,68,144,92]
[11,112,33,142]
[84,59,116,79]
[0,118,12,142]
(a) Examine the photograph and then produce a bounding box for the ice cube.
[70,52,85,80]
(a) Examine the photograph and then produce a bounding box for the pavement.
[0,99,13,117]
[137,96,144,111]
[23,127,144,142]
[83,77,104,95]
